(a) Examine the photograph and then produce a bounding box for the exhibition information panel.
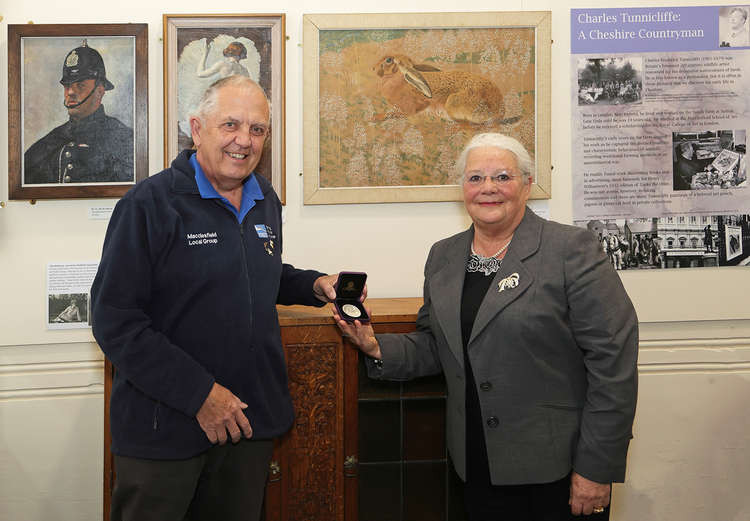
[571,6,750,220]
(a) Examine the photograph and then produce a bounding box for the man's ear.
[190,117,202,147]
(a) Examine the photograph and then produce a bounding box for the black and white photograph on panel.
[719,6,750,48]
[577,57,643,106]
[672,130,747,191]
[575,214,750,270]
[48,292,89,328]
[46,262,98,329]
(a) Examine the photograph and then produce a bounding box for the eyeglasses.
[464,171,522,185]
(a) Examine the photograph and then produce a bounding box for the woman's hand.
[569,472,611,516]
[333,306,381,359]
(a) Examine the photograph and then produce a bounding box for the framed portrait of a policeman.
[8,24,148,200]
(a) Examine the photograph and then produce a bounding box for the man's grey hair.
[455,133,535,184]
[730,6,748,23]
[192,75,271,123]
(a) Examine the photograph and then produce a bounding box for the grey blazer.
[372,209,638,486]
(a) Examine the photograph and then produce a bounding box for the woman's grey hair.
[192,75,271,123]
[455,133,535,184]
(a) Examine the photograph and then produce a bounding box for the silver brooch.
[497,273,519,293]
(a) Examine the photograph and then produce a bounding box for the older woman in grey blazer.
[335,133,638,520]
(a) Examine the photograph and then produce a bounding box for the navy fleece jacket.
[91,150,325,459]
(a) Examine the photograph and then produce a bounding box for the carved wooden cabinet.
[105,298,466,521]
[263,302,361,521]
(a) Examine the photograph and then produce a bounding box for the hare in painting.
[373,54,513,124]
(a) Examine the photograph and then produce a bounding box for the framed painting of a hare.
[303,11,551,204]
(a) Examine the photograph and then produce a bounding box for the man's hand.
[196,382,253,444]
[314,273,368,303]
[313,274,338,302]
[569,471,610,516]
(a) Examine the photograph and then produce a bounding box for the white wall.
[1,0,750,520]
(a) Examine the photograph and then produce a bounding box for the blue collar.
[190,154,264,223]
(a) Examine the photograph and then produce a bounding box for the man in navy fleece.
[92,76,343,521]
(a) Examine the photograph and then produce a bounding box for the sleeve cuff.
[184,374,216,417]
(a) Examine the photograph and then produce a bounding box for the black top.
[460,269,495,487]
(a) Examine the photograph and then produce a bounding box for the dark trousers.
[111,439,274,521]
[464,473,610,521]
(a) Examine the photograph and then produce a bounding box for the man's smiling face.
[190,83,270,189]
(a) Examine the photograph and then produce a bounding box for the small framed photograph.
[163,14,286,203]
[8,23,148,199]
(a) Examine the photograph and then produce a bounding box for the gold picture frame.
[303,11,551,205]
[163,14,286,203]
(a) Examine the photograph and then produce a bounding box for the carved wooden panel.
[283,341,343,520]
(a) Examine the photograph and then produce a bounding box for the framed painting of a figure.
[163,14,286,203]
[8,23,148,200]
[303,11,551,204]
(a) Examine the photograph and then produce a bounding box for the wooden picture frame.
[303,11,551,205]
[163,14,286,203]
[8,23,148,200]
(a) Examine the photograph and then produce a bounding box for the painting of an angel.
[164,15,285,200]
[177,34,265,152]
[196,39,252,79]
